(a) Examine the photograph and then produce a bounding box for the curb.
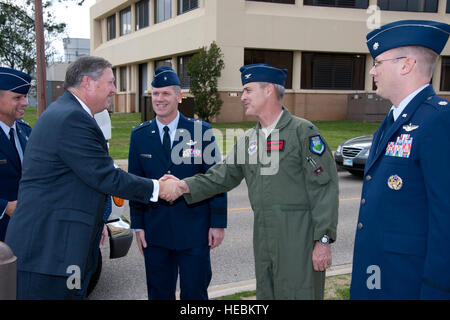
[206,263,352,299]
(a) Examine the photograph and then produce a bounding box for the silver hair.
[259,82,285,102]
[64,56,112,90]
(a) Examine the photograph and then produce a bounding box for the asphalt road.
[88,171,363,300]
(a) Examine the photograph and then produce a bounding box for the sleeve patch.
[309,135,326,156]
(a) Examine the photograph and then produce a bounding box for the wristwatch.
[319,235,330,245]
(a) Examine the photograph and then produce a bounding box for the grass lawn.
[217,273,351,300]
[24,108,379,159]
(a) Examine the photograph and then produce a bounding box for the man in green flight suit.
[161,63,339,299]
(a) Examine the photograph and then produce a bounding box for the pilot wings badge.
[186,140,197,146]
[402,123,419,132]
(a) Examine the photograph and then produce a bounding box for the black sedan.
[334,135,373,176]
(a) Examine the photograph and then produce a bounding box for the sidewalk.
[206,263,352,300]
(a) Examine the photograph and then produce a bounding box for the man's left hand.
[208,228,225,249]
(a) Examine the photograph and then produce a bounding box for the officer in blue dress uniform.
[350,20,450,299]
[0,67,32,242]
[128,66,227,300]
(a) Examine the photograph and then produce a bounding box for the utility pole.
[34,0,47,117]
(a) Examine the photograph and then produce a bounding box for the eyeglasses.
[373,56,407,68]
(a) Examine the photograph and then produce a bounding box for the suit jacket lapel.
[366,85,435,173]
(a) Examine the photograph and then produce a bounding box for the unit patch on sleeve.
[309,135,326,156]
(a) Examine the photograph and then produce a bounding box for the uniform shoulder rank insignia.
[438,100,448,106]
[402,123,419,132]
[309,135,326,156]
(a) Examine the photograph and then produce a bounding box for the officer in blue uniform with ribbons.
[350,20,450,299]
[0,67,32,242]
[128,66,227,300]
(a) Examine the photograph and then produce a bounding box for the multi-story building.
[63,38,91,63]
[90,0,450,121]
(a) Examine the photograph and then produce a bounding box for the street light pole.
[34,0,47,117]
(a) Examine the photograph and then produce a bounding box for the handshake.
[158,174,190,202]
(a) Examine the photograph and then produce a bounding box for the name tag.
[0,159,7,165]
[267,140,285,151]
[140,154,152,159]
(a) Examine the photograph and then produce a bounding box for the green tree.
[187,41,225,122]
[0,0,71,74]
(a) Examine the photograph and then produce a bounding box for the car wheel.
[86,248,102,297]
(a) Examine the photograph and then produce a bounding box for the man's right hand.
[158,175,190,201]
[135,230,147,256]
[5,200,17,217]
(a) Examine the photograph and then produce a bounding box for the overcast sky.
[51,0,96,58]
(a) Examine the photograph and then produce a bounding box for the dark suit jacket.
[0,120,31,241]
[128,113,227,250]
[5,91,154,280]
[351,85,450,299]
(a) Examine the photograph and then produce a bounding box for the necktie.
[162,126,171,160]
[9,128,22,168]
[377,110,394,153]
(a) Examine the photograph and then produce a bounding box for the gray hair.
[64,56,112,89]
[259,82,285,102]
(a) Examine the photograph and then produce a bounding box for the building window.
[136,0,149,30]
[155,58,172,69]
[178,54,193,89]
[246,0,295,4]
[447,0,450,13]
[440,57,450,91]
[120,67,127,92]
[120,7,132,36]
[304,0,368,8]
[107,14,116,41]
[301,52,365,90]
[377,0,438,12]
[155,0,172,23]
[178,0,199,14]
[244,49,293,89]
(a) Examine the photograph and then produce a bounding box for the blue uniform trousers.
[143,245,212,300]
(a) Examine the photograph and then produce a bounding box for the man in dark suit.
[128,66,227,300]
[5,56,176,300]
[0,67,32,242]
[350,20,450,299]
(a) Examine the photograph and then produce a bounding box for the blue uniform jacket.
[0,120,31,241]
[350,85,450,299]
[128,113,227,250]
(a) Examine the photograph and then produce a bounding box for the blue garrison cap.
[0,67,32,94]
[240,64,288,87]
[367,20,450,58]
[151,66,181,88]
